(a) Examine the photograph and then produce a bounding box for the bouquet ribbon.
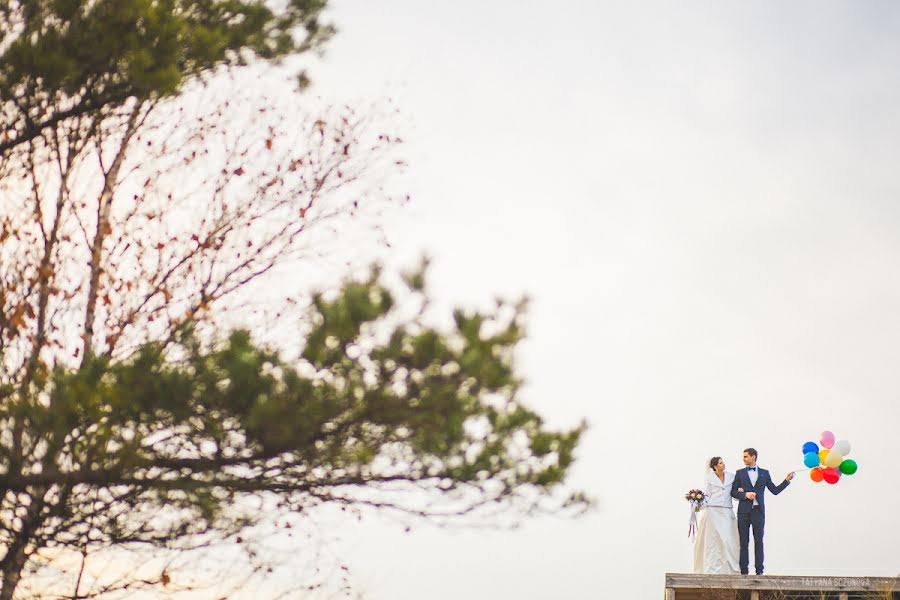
[687,502,700,541]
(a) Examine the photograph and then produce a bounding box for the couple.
[693,448,794,575]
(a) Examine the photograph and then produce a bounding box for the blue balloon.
[802,441,819,455]
[803,452,821,468]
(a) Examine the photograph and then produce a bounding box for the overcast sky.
[252,2,900,598]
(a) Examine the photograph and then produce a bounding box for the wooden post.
[750,591,760,600]
[838,594,849,600]
[664,588,675,600]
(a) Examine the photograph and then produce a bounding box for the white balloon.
[832,439,851,456]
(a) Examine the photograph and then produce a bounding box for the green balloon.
[839,459,858,475]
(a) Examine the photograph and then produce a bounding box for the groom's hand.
[745,492,757,500]
[785,472,794,481]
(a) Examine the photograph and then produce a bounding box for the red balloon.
[822,468,841,485]
[809,467,824,483]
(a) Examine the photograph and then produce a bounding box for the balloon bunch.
[802,430,858,485]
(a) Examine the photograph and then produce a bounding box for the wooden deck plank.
[665,573,899,593]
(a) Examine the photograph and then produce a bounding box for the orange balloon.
[809,467,824,483]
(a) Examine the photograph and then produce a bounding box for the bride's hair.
[708,456,722,471]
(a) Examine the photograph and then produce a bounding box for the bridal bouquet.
[685,489,705,511]
[685,489,705,540]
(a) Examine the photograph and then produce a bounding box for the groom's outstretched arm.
[766,471,790,495]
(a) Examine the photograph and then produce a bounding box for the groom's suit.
[730,466,789,575]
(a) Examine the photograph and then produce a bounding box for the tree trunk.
[0,545,27,600]
[0,493,44,600]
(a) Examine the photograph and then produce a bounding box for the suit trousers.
[737,507,765,574]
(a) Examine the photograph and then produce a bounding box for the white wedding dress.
[693,470,740,574]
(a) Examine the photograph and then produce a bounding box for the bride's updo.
[709,456,722,471]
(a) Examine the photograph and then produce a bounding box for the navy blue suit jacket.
[730,467,789,515]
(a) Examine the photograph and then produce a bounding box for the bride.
[693,456,740,574]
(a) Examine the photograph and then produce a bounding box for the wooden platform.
[665,573,900,600]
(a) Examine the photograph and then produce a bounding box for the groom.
[731,447,793,575]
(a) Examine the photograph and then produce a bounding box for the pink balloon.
[820,430,835,449]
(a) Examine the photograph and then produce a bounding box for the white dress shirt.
[748,466,759,506]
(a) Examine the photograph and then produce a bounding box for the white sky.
[252,1,900,598]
